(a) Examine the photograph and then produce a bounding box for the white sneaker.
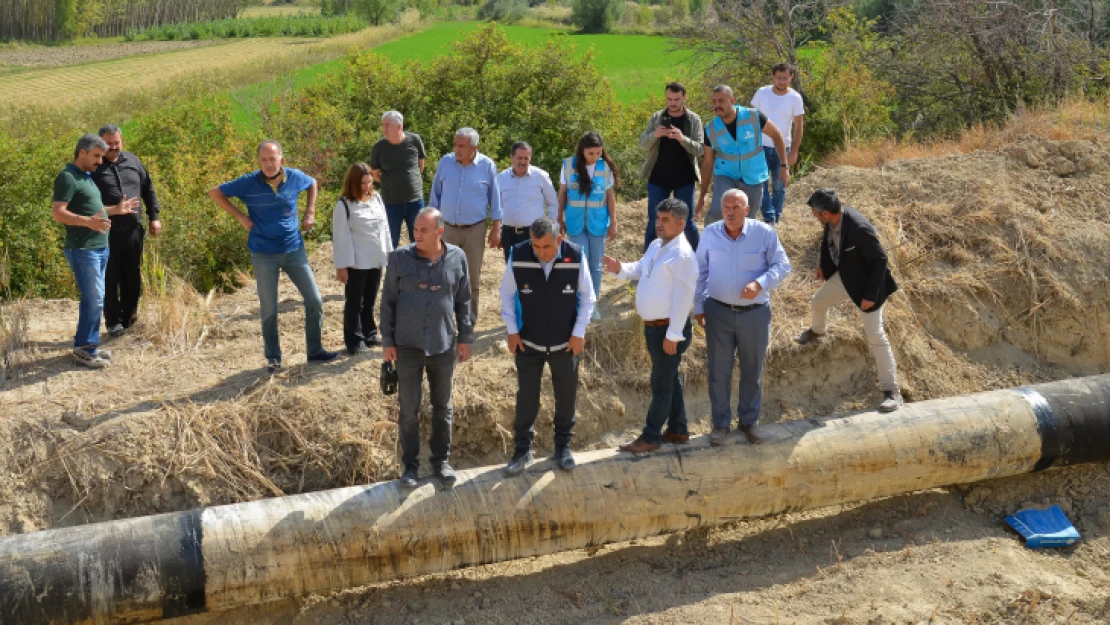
[878,390,903,412]
[73,348,109,369]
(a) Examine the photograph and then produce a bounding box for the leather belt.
[502,225,530,234]
[644,318,670,327]
[446,220,485,228]
[712,299,764,312]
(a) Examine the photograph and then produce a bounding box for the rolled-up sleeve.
[693,240,711,315]
[487,160,503,221]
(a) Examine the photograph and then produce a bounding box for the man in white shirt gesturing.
[750,62,805,224]
[603,199,699,453]
[495,141,559,261]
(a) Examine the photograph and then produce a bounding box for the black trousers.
[514,347,579,452]
[343,267,382,350]
[104,226,144,329]
[501,225,531,262]
[397,347,455,468]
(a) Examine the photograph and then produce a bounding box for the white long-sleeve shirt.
[499,250,595,339]
[615,235,698,343]
[332,194,393,270]
[496,165,559,227]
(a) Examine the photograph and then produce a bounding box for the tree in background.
[572,0,625,32]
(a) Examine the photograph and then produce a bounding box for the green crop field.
[372,22,694,104]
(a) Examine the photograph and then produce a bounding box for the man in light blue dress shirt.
[496,141,559,261]
[429,127,503,322]
[694,188,791,445]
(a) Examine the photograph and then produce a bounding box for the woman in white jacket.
[333,162,393,354]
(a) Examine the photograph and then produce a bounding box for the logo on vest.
[743,129,755,140]
[563,284,575,294]
[521,284,532,294]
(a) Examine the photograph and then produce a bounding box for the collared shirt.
[496,165,558,227]
[429,152,502,225]
[53,163,106,250]
[90,150,160,230]
[380,242,474,355]
[499,250,595,339]
[332,193,393,270]
[218,167,315,254]
[694,219,792,314]
[616,235,698,343]
[828,219,843,266]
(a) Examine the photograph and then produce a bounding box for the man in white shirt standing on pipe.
[495,141,559,262]
[603,198,699,453]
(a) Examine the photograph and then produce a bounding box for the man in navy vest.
[695,85,791,226]
[499,216,595,475]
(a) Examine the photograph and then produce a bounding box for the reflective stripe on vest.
[707,107,763,162]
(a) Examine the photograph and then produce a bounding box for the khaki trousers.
[443,222,486,322]
[810,273,899,392]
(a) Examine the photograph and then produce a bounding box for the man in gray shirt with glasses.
[381,207,474,490]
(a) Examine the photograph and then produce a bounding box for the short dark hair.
[74,134,107,160]
[530,216,559,240]
[656,198,689,222]
[772,62,795,76]
[98,124,121,137]
[510,141,532,156]
[807,188,842,214]
[665,81,686,96]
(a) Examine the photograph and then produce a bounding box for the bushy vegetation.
[321,0,446,24]
[124,14,367,41]
[0,25,651,300]
[572,0,625,33]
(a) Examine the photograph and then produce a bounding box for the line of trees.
[1,0,244,41]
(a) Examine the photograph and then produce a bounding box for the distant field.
[372,22,694,104]
[240,4,321,18]
[0,26,404,111]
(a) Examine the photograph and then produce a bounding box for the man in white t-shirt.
[750,63,805,224]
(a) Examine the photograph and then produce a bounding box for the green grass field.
[229,22,691,127]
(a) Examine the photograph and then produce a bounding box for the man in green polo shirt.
[51,134,138,368]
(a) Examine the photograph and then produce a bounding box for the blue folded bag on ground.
[1004,504,1080,548]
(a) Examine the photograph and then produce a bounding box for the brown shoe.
[738,423,765,444]
[795,328,825,345]
[661,431,690,444]
[619,438,659,453]
[709,427,730,446]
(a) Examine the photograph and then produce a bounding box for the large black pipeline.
[2,375,1109,625]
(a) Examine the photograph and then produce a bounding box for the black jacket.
[819,207,898,311]
[90,151,160,230]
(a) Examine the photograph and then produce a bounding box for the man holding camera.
[639,81,703,252]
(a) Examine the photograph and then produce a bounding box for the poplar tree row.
[1,0,244,41]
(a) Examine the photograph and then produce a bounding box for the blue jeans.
[705,299,772,427]
[251,245,325,362]
[761,147,786,223]
[645,182,700,252]
[568,232,604,300]
[63,247,109,354]
[642,319,692,444]
[384,198,424,249]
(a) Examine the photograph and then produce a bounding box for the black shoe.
[365,335,383,347]
[107,323,125,338]
[552,446,575,471]
[346,343,369,355]
[307,350,339,363]
[504,449,533,476]
[400,465,419,489]
[434,462,457,488]
[266,359,282,374]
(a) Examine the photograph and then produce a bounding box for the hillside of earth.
[2,114,1109,623]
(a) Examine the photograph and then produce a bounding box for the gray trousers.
[704,175,765,226]
[705,299,772,428]
[397,346,455,469]
[443,222,486,322]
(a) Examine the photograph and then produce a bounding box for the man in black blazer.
[795,188,902,412]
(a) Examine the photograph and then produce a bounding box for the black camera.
[380,361,398,395]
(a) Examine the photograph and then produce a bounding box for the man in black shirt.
[91,124,161,337]
[638,82,703,252]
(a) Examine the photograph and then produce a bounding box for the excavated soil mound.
[1,130,1109,623]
